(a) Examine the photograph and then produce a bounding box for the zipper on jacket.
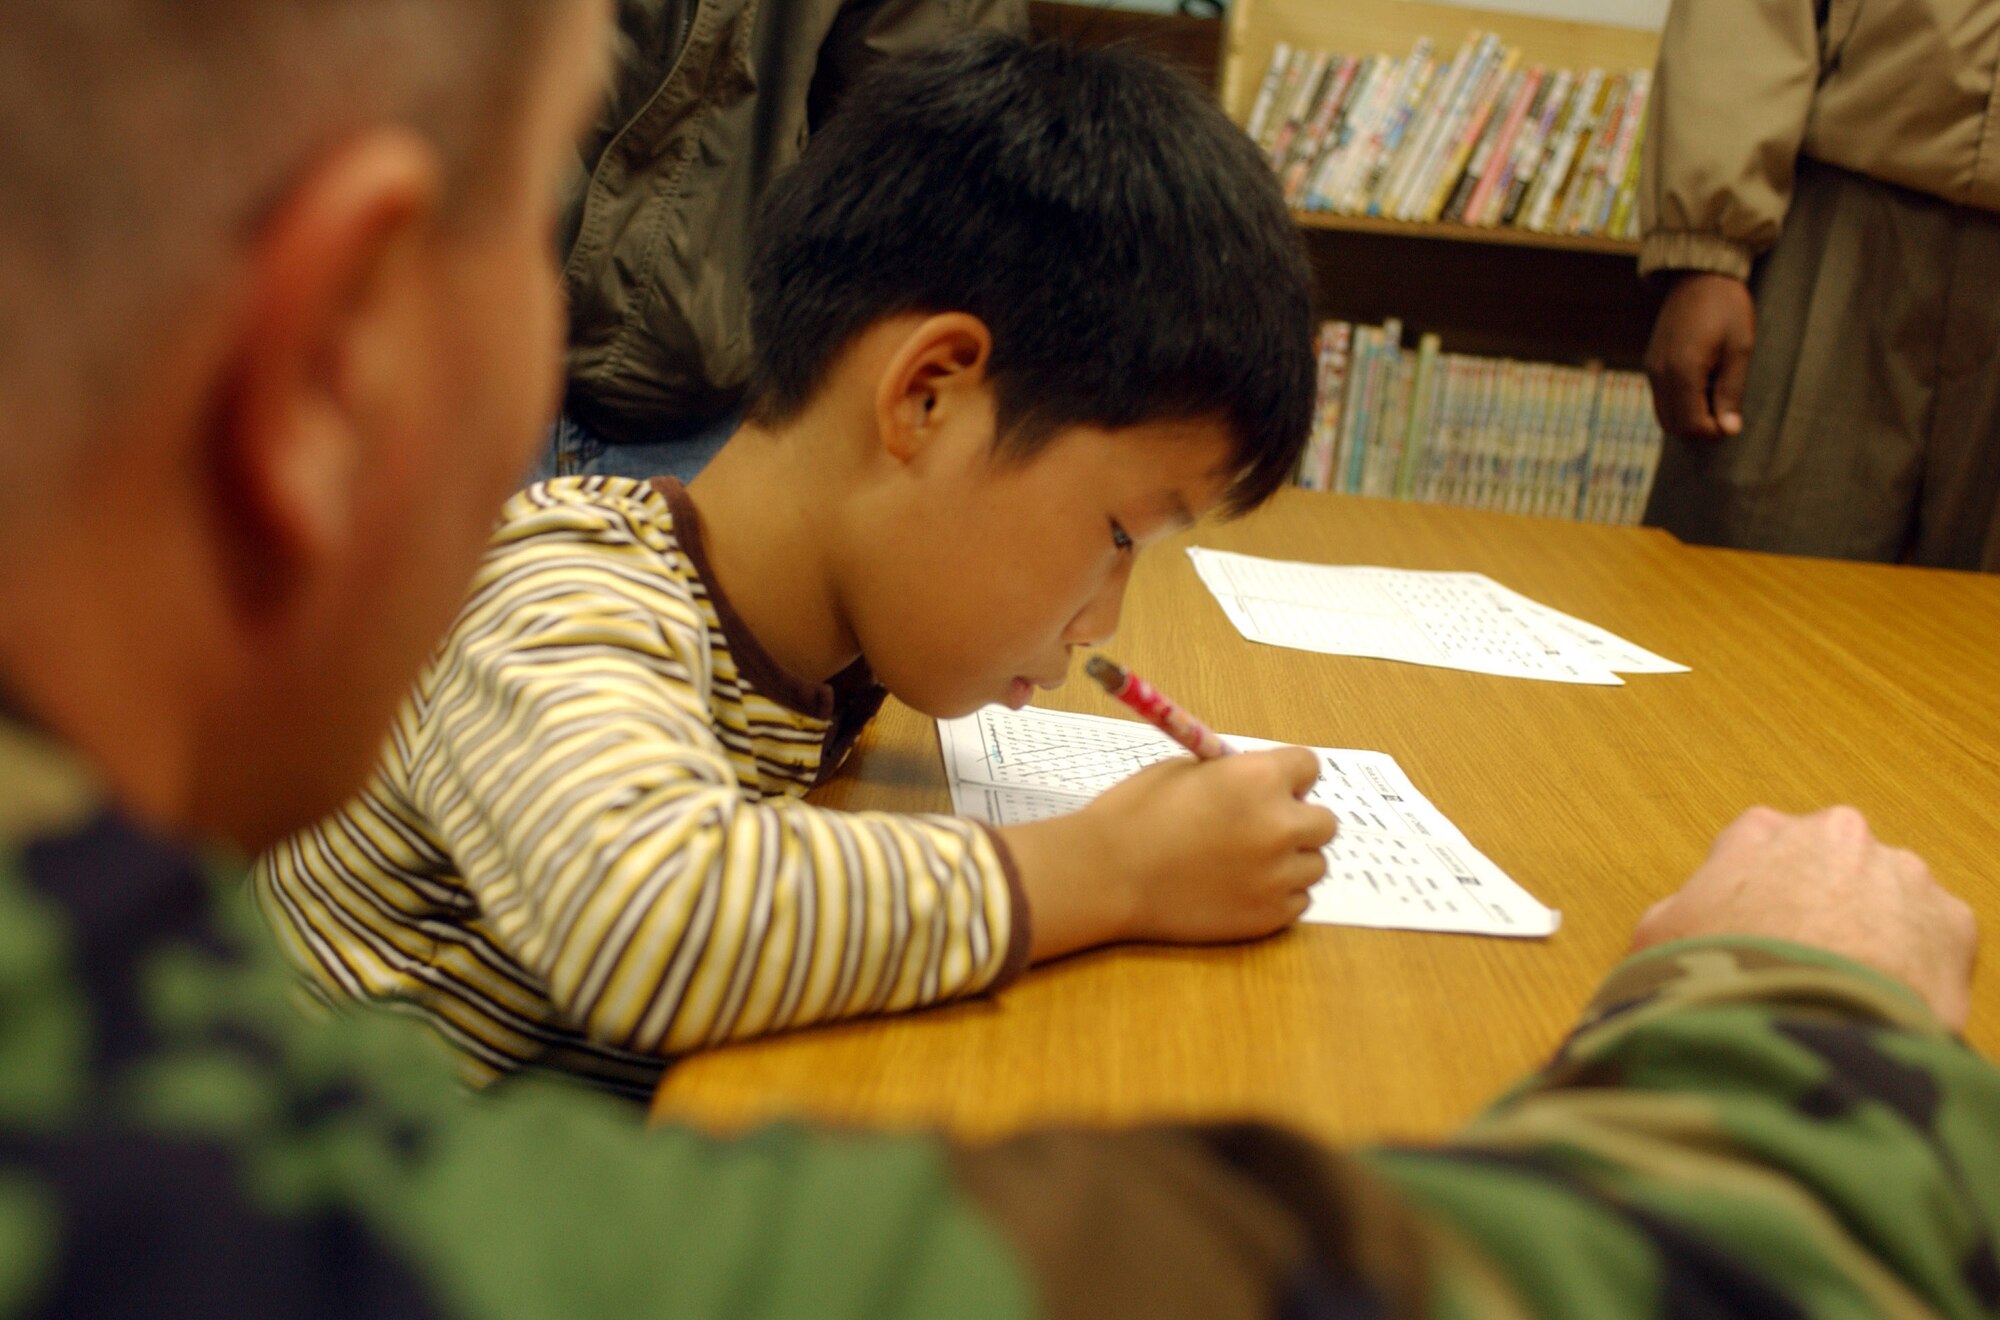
[561,0,710,279]
[670,2,696,71]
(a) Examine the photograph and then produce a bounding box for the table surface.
[654,491,2000,1145]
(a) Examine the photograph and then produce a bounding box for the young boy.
[255,33,1334,1098]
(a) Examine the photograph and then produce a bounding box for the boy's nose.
[1061,572,1129,648]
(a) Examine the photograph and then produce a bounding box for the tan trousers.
[1645,158,2000,571]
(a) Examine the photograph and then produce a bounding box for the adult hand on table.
[1632,805,1979,1028]
[1644,271,1757,441]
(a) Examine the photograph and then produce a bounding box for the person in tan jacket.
[1639,0,2000,568]
[546,0,1027,483]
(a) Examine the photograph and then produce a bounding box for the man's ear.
[210,128,443,615]
[875,313,993,464]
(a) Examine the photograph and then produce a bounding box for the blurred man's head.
[0,0,610,847]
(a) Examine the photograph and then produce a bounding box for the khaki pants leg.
[1643,160,2000,568]
[1908,197,2000,570]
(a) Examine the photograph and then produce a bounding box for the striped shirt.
[254,477,1028,1098]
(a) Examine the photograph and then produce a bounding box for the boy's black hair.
[744,33,1315,515]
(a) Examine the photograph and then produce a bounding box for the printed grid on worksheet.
[975,705,1185,797]
[1211,561,1588,678]
[1187,549,1624,683]
[1313,828,1545,932]
[941,706,1558,936]
[967,708,1458,837]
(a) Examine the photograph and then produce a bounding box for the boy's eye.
[1110,520,1134,552]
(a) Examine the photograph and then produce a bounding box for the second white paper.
[1187,547,1687,683]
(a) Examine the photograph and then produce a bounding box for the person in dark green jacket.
[0,3,1994,1317]
[549,0,1027,482]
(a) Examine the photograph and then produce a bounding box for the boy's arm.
[1639,0,1821,280]
[404,498,1029,1056]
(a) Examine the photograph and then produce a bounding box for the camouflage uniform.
[3,711,1996,1316]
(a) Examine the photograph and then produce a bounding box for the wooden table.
[655,491,2000,1145]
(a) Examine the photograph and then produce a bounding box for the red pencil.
[1084,656,1233,760]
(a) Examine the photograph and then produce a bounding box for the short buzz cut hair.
[0,0,561,484]
[745,34,1317,515]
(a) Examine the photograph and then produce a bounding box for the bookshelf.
[1224,0,1663,369]
[1220,0,1658,128]
[1293,210,1635,257]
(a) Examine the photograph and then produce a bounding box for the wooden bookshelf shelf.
[1291,210,1639,257]
[1229,0,1662,372]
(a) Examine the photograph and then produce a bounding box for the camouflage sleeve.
[0,801,1036,1320]
[953,937,2000,1318]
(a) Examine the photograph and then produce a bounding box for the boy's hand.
[1630,806,1978,1028]
[1003,747,1336,962]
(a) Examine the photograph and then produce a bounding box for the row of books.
[1245,32,1651,239]
[1297,320,1664,526]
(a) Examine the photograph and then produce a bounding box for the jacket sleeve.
[952,938,2000,1316]
[402,499,1029,1057]
[1639,0,1823,279]
[808,0,1030,127]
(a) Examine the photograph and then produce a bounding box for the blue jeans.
[531,408,740,484]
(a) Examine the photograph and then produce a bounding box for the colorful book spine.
[1391,34,1494,219]
[1432,358,1464,502]
[1523,68,1605,232]
[1498,68,1572,225]
[1444,65,1530,224]
[1245,43,1293,150]
[1421,47,1521,223]
[1557,73,1628,234]
[1304,54,1386,210]
[1396,333,1443,498]
[1297,322,1353,490]
[1281,55,1362,205]
[1470,69,1546,227]
[1606,114,1648,239]
[1369,351,1416,497]
[1327,324,1374,492]
[1345,48,1439,214]
[1350,320,1401,493]
[1266,50,1332,170]
[1395,33,1502,220]
[1592,69,1650,234]
[1253,45,1305,158]
[1370,33,1476,217]
[1562,368,1596,516]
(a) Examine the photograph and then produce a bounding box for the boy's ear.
[210,127,443,617]
[876,312,994,464]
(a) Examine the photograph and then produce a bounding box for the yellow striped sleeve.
[402,485,1027,1056]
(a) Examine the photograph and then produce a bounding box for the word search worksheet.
[939,705,1559,938]
[1187,547,1687,685]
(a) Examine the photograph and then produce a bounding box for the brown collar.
[648,477,876,722]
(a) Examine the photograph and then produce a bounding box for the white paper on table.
[939,705,1560,938]
[1492,587,1690,675]
[1186,546,1686,682]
